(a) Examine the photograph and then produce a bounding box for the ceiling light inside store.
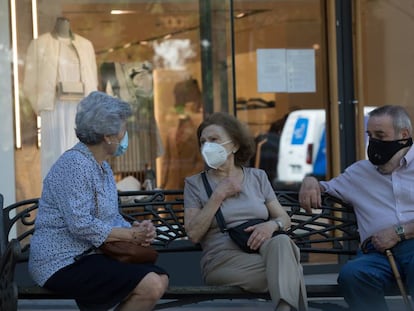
[111,10,136,15]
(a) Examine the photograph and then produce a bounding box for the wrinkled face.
[366,115,398,141]
[200,124,232,147]
[199,124,237,169]
[366,114,411,167]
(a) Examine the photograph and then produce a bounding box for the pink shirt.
[320,146,414,242]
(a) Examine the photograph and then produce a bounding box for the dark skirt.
[44,254,167,310]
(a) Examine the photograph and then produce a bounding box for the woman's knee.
[269,233,291,247]
[265,234,297,255]
[132,272,169,300]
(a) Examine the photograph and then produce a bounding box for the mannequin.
[23,17,98,180]
[101,61,163,177]
[161,113,204,190]
[159,78,203,190]
[174,78,202,112]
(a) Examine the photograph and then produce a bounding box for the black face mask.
[367,137,413,166]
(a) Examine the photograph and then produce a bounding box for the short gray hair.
[75,91,132,145]
[369,105,412,135]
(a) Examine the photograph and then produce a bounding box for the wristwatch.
[274,219,284,231]
[395,224,406,241]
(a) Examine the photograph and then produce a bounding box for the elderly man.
[299,105,414,311]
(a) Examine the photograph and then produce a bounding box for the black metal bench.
[0,190,360,310]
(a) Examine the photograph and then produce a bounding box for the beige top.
[184,167,276,277]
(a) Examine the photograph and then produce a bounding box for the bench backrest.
[0,190,360,262]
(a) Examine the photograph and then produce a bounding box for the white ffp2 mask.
[201,141,231,169]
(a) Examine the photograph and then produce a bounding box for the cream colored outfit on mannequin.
[23,25,97,180]
[184,167,307,310]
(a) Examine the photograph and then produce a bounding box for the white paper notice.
[257,49,286,92]
[256,48,316,93]
[287,49,316,93]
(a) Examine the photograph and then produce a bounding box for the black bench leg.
[0,240,20,311]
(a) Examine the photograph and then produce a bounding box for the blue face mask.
[114,131,128,157]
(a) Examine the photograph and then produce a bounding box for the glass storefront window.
[14,0,228,200]
[13,0,332,200]
[10,0,413,202]
[232,0,329,189]
[355,0,414,159]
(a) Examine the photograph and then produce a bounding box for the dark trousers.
[338,238,414,311]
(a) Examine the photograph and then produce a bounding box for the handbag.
[227,219,268,253]
[91,187,158,264]
[100,241,158,264]
[56,81,85,101]
[227,218,284,253]
[201,171,284,253]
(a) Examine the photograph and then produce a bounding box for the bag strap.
[201,171,227,233]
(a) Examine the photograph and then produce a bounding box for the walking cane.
[385,249,413,311]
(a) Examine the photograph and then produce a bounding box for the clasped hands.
[131,220,156,247]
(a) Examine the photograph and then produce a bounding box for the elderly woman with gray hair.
[28,91,168,311]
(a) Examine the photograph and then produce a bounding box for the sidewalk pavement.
[17,298,336,310]
[16,271,408,311]
[18,297,408,311]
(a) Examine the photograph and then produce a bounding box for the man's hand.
[299,176,322,212]
[371,227,400,253]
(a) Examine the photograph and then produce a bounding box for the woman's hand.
[185,174,242,244]
[245,221,276,251]
[131,220,156,246]
[213,176,242,202]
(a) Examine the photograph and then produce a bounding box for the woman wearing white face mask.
[184,112,308,311]
[29,91,168,311]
